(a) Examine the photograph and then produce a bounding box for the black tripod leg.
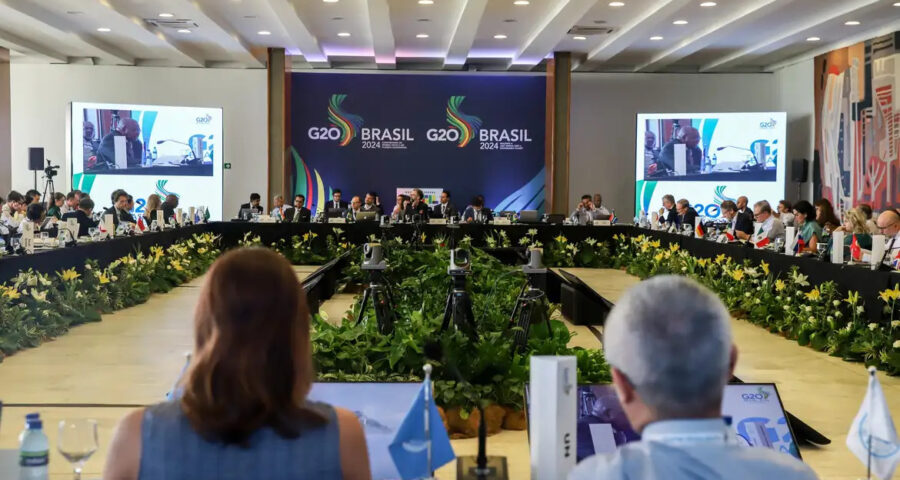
[462,293,478,341]
[508,282,528,327]
[355,288,371,325]
[440,285,454,333]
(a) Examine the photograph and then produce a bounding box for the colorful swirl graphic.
[327,94,364,147]
[155,179,179,199]
[713,185,734,205]
[446,96,482,148]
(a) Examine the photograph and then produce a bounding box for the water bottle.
[19,413,49,480]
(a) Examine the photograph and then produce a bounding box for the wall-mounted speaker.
[28,147,44,171]
[791,158,808,183]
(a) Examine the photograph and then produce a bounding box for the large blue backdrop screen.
[288,72,546,214]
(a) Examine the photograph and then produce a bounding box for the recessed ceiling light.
[96,27,111,32]
[338,32,351,37]
[806,36,820,42]
[418,0,434,4]
[177,29,191,34]
[417,18,430,22]
[332,16,344,20]
[844,20,860,26]
[700,1,716,6]
[416,33,429,38]
[673,20,688,25]
[494,34,508,39]
[158,13,175,18]
[573,35,587,40]
[514,0,530,5]
[243,15,257,19]
[257,30,271,35]
[323,0,339,2]
[894,2,900,6]
[609,1,625,6]
[650,36,664,41]
[503,18,517,23]
[66,10,83,15]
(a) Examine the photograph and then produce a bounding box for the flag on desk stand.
[724,230,735,242]
[794,234,805,254]
[193,209,201,225]
[389,365,455,480]
[136,216,147,233]
[608,211,617,225]
[847,366,900,479]
[851,235,863,262]
[203,207,210,223]
[755,236,770,249]
[695,222,705,239]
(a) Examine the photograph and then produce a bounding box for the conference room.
[0,0,899,479]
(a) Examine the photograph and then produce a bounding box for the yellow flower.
[669,243,680,252]
[170,260,183,272]
[730,269,744,281]
[59,269,80,282]
[98,274,110,285]
[197,247,207,255]
[879,285,900,303]
[420,233,427,244]
[715,254,727,264]
[554,235,568,244]
[697,258,709,268]
[654,253,664,262]
[3,287,20,300]
[805,288,820,302]
[340,242,349,250]
[775,279,786,291]
[845,291,860,306]
[302,233,310,241]
[649,240,661,248]
[760,261,770,276]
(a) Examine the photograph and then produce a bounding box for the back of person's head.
[26,203,44,222]
[858,203,873,219]
[165,194,178,206]
[472,195,484,208]
[605,276,732,419]
[845,208,869,234]
[79,197,94,211]
[754,200,772,214]
[249,193,261,202]
[7,190,23,204]
[814,198,839,224]
[779,200,793,211]
[181,248,325,444]
[146,194,161,212]
[720,200,737,213]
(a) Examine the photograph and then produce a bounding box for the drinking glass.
[774,237,785,252]
[88,228,99,241]
[57,419,98,480]
[816,242,828,258]
[40,232,49,242]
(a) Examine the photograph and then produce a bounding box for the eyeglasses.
[877,221,898,231]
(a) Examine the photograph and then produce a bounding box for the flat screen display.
[70,102,223,220]
[527,383,802,462]
[635,112,786,219]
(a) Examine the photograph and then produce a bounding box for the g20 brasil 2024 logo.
[427,95,532,150]
[307,94,365,147]
[741,387,771,403]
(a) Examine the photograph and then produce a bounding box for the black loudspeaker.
[28,148,44,171]
[791,158,808,183]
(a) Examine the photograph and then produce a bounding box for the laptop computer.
[518,210,541,223]
[355,211,377,221]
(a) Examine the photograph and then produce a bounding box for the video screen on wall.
[70,102,223,220]
[635,112,786,219]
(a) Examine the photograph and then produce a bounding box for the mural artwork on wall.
[815,32,899,213]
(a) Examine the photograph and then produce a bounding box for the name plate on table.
[429,218,447,225]
[328,217,346,224]
[21,221,34,253]
[592,220,611,226]
[493,218,511,225]
[66,218,78,238]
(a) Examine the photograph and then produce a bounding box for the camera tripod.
[440,271,478,340]
[508,259,553,353]
[355,267,397,335]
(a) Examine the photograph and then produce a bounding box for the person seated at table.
[653,126,703,177]
[104,190,136,227]
[775,200,794,227]
[326,189,348,212]
[830,207,872,256]
[60,191,79,216]
[283,194,311,223]
[143,194,161,226]
[857,203,879,235]
[406,188,430,220]
[792,200,822,254]
[61,197,99,238]
[736,196,750,220]
[432,190,457,219]
[720,200,753,240]
[876,209,900,260]
[270,194,287,219]
[674,198,698,230]
[46,192,65,220]
[125,195,137,223]
[814,198,840,235]
[348,196,362,220]
[95,118,143,169]
[592,194,611,218]
[569,276,817,480]
[391,194,409,221]
[103,248,370,480]
[751,200,785,244]
[2,191,27,230]
[657,194,677,226]
[463,195,493,224]
[20,202,47,235]
[571,195,596,224]
[361,192,383,216]
[25,189,42,206]
[238,193,264,219]
[161,194,179,225]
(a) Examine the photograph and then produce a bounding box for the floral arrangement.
[609,233,900,374]
[0,233,221,362]
[517,229,610,268]
[238,230,353,265]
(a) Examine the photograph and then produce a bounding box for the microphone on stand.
[157,139,200,165]
[424,342,509,480]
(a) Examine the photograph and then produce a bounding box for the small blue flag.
[388,382,455,479]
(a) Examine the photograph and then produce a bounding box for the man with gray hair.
[674,198,698,229]
[570,276,817,479]
[655,126,703,176]
[752,200,785,245]
[658,194,676,226]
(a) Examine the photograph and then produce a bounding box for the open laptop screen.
[526,383,802,462]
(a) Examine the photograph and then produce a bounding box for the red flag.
[850,234,862,262]
[795,235,805,253]
[755,236,770,248]
[695,223,705,238]
[137,216,147,232]
[724,231,735,241]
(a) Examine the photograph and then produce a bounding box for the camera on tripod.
[362,243,386,270]
[448,248,471,275]
[356,243,395,335]
[43,160,59,178]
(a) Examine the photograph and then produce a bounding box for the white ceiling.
[0,0,898,72]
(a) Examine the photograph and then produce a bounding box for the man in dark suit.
[161,194,179,224]
[654,126,703,176]
[360,192,383,216]
[674,198,698,229]
[432,190,457,219]
[283,194,311,223]
[406,188,430,220]
[95,118,144,170]
[61,197,99,238]
[326,189,349,212]
[237,193,264,219]
[658,194,677,226]
[104,190,136,227]
[462,195,493,224]
[721,200,753,238]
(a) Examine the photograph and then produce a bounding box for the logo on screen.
[446,96,482,148]
[741,387,771,403]
[155,180,179,199]
[760,118,777,129]
[196,114,212,125]
[325,94,364,146]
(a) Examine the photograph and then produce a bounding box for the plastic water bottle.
[18,413,49,480]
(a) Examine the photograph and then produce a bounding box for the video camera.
[44,160,59,178]
[362,243,386,271]
[448,248,471,275]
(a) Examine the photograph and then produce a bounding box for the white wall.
[773,59,815,203]
[9,64,266,210]
[570,72,779,218]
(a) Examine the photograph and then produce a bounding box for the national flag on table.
[851,235,862,262]
[794,234,805,254]
[695,222,705,238]
[755,236,770,249]
[892,249,900,270]
[608,212,617,224]
[847,367,900,480]
[724,230,735,242]
[194,210,201,224]
[203,207,210,222]
[136,216,147,232]
[388,381,455,480]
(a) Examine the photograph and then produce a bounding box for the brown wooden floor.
[0,266,892,479]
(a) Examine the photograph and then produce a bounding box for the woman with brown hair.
[104,248,370,480]
[814,198,841,233]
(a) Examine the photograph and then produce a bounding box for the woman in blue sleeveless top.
[104,248,371,480]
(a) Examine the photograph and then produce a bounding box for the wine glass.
[88,228,99,241]
[57,419,98,480]
[774,237,785,253]
[816,242,828,258]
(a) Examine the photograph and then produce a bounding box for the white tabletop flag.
[847,366,900,479]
